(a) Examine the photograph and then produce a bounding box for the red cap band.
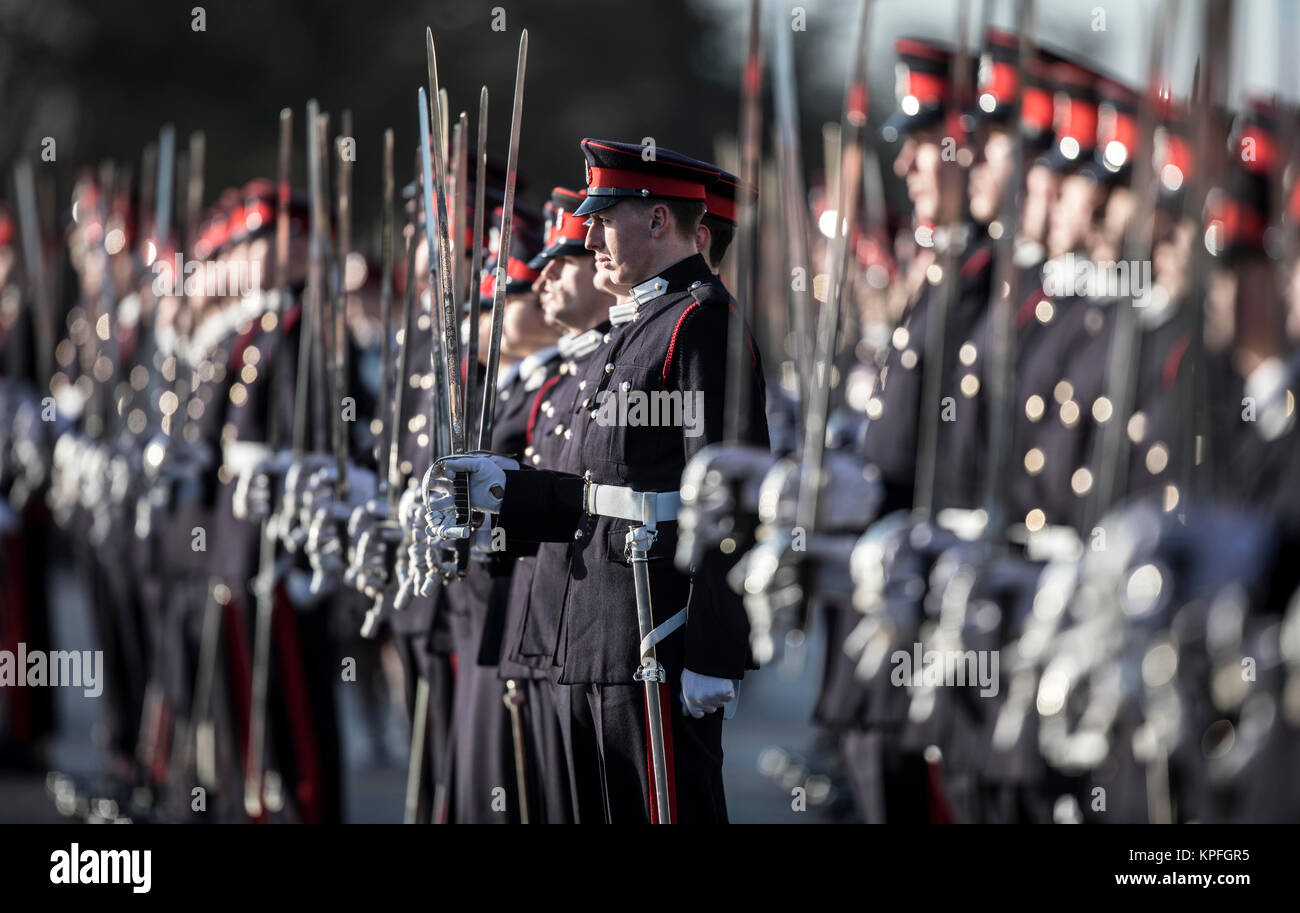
[587,166,708,200]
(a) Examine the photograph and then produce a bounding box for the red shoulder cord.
[525,374,562,446]
[660,301,757,389]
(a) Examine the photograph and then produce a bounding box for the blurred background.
[4,0,1298,249]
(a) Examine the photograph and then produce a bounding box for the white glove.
[679,668,737,719]
[421,462,458,538]
[233,452,293,521]
[436,452,519,514]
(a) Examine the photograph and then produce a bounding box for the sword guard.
[625,524,658,561]
[634,660,667,684]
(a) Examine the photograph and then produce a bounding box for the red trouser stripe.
[644,682,678,824]
[271,583,323,824]
[222,598,254,783]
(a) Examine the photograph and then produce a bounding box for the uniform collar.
[519,344,560,391]
[609,254,713,326]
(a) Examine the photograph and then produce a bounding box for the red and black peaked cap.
[573,138,721,216]
[702,167,759,226]
[973,28,1058,153]
[882,37,973,142]
[531,186,591,268]
[1039,59,1100,173]
[1078,77,1140,186]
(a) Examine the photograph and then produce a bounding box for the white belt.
[584,483,681,524]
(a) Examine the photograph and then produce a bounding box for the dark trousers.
[393,630,454,823]
[561,679,729,824]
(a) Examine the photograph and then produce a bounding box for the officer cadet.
[437,211,562,824]
[999,56,1112,536]
[216,178,356,824]
[862,37,993,517]
[431,138,768,823]
[698,168,756,271]
[385,161,523,821]
[1199,100,1300,514]
[497,185,618,822]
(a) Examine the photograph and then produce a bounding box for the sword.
[911,0,972,524]
[422,29,471,561]
[502,679,531,823]
[403,675,430,823]
[12,161,55,390]
[770,2,814,422]
[465,87,489,436]
[248,101,322,820]
[1087,0,1175,529]
[724,0,764,445]
[477,31,528,451]
[359,128,399,640]
[795,0,872,537]
[333,114,354,500]
[980,0,1036,543]
[451,112,469,331]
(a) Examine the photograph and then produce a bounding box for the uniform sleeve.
[496,467,585,543]
[666,298,768,677]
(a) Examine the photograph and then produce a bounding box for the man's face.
[968,127,1014,226]
[1047,173,1100,258]
[1021,163,1058,247]
[585,200,657,293]
[538,254,610,332]
[500,291,561,360]
[894,133,944,224]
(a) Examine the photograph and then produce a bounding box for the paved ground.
[3,561,837,823]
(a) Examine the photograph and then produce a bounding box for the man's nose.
[893,138,917,178]
[585,218,602,251]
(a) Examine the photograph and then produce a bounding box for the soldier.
[499,185,618,822]
[437,211,563,823]
[428,139,768,822]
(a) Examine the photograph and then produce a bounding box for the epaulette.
[688,279,728,307]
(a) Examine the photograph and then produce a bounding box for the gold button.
[1071,467,1093,495]
[900,349,918,370]
[892,326,910,350]
[1127,411,1147,444]
[958,342,977,365]
[1053,380,1073,404]
[1025,395,1045,422]
[1025,509,1045,531]
[1092,396,1113,423]
[1024,448,1045,475]
[1146,442,1169,475]
[1060,400,1080,427]
[960,374,980,397]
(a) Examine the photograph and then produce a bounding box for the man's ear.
[695,222,711,258]
[648,202,671,238]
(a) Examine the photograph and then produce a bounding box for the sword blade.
[478,30,528,449]
[466,87,489,439]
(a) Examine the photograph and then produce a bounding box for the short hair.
[701,213,735,267]
[625,196,706,241]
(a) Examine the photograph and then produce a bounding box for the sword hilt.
[453,470,471,574]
